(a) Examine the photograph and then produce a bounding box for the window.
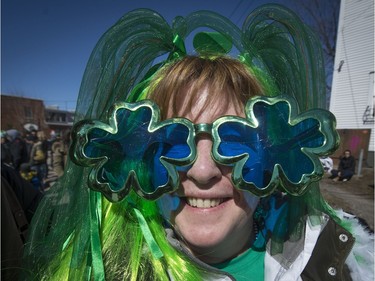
[24,106,33,121]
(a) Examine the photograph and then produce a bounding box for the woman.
[29,131,48,190]
[22,4,373,281]
[150,56,263,267]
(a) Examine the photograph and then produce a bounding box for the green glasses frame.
[70,95,339,202]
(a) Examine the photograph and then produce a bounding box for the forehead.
[172,86,244,123]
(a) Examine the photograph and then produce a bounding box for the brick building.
[1,94,74,137]
[1,94,48,133]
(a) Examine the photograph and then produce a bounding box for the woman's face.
[167,86,258,264]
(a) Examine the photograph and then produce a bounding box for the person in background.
[24,130,37,163]
[20,163,42,191]
[320,156,333,174]
[29,131,49,190]
[1,131,12,165]
[6,129,28,172]
[1,163,43,281]
[51,130,71,178]
[329,149,356,182]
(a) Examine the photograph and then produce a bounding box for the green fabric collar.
[212,248,265,281]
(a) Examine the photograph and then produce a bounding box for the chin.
[173,214,231,246]
[174,215,252,262]
[183,230,248,264]
[186,229,227,249]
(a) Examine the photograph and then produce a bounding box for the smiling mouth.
[185,197,229,208]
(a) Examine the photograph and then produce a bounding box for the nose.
[186,137,221,185]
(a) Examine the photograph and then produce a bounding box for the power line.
[236,1,254,26]
[228,0,246,20]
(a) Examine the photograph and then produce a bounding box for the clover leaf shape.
[212,95,339,197]
[70,100,196,202]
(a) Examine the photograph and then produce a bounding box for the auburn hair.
[148,56,264,120]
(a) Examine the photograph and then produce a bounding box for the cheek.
[243,192,259,211]
[233,189,259,213]
[219,165,233,177]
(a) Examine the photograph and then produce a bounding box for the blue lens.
[253,101,324,183]
[216,101,325,189]
[84,106,193,194]
[217,121,267,187]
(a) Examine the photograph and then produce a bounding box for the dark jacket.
[9,138,28,171]
[1,164,44,281]
[338,156,356,173]
[301,219,354,281]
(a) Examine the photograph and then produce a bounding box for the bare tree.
[294,0,341,102]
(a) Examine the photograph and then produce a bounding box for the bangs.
[148,56,264,120]
[172,82,244,122]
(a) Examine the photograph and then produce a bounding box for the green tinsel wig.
[22,4,341,280]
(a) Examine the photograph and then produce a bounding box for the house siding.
[330,0,374,157]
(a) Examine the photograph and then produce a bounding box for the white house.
[329,0,374,167]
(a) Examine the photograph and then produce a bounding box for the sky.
[3,0,300,111]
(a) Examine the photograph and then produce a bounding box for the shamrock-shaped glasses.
[70,95,339,202]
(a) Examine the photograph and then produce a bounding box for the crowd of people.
[1,128,71,279]
[1,128,70,191]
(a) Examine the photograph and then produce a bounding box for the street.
[320,167,374,230]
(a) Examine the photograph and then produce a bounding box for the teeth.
[186,198,224,208]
